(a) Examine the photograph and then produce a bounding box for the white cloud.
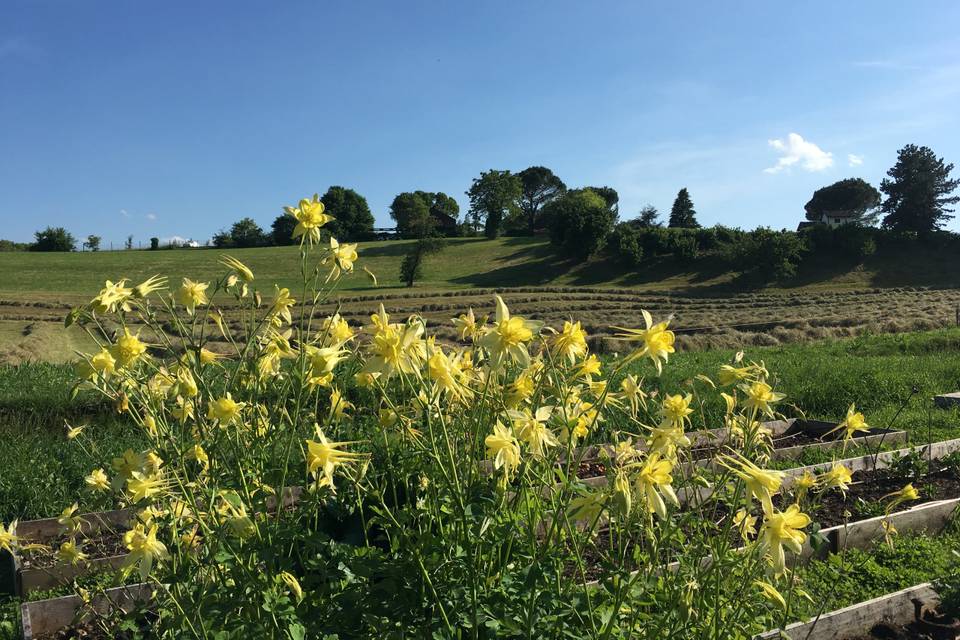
[848,153,864,167]
[145,212,157,221]
[763,133,834,174]
[120,209,130,218]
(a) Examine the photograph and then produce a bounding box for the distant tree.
[84,235,102,252]
[390,192,433,239]
[228,217,267,248]
[635,205,661,228]
[805,178,881,226]
[425,191,460,236]
[466,170,522,239]
[399,237,445,287]
[544,189,616,259]
[517,166,566,234]
[212,229,232,248]
[880,144,960,232]
[583,186,619,214]
[150,237,160,250]
[609,223,643,266]
[125,235,134,250]
[321,186,375,240]
[668,188,700,228]
[31,227,76,252]
[0,239,29,252]
[271,215,297,246]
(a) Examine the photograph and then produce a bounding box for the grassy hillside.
[2,235,960,304]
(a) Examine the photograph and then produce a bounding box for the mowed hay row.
[1,287,958,360]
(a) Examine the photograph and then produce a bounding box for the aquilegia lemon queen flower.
[758,504,811,573]
[614,310,675,374]
[286,194,334,244]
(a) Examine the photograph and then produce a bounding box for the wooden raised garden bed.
[757,582,950,640]
[20,583,154,640]
[935,392,960,409]
[1,508,133,597]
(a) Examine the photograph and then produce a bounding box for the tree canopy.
[635,204,661,228]
[880,144,959,232]
[583,186,619,213]
[544,188,616,259]
[466,170,522,239]
[271,214,297,246]
[668,188,700,228]
[517,166,566,234]
[31,226,76,252]
[805,178,881,225]
[322,186,375,240]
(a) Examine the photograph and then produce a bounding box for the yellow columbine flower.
[718,454,785,515]
[328,387,353,422]
[758,504,810,574]
[794,470,816,498]
[58,504,82,535]
[660,393,693,428]
[207,393,245,425]
[91,279,133,314]
[85,468,110,492]
[325,237,359,280]
[0,521,18,552]
[286,194,334,244]
[508,406,557,457]
[321,314,355,346]
[269,286,296,327]
[57,540,88,565]
[646,424,690,458]
[65,422,85,440]
[881,519,898,549]
[361,305,426,379]
[576,354,602,380]
[174,366,198,398]
[87,348,117,379]
[110,329,147,368]
[485,422,521,477]
[123,523,169,580]
[453,308,484,342]
[175,278,209,315]
[133,275,167,298]
[126,471,166,503]
[305,345,348,387]
[305,429,364,492]
[112,449,146,482]
[551,320,588,364]
[755,580,786,609]
[612,469,632,517]
[614,310,675,375]
[218,255,254,282]
[279,571,304,603]
[733,509,758,540]
[633,453,679,519]
[718,364,753,386]
[818,464,853,495]
[882,483,919,513]
[739,381,785,418]
[619,374,647,416]
[186,444,209,470]
[479,296,540,368]
[198,348,223,365]
[829,404,870,440]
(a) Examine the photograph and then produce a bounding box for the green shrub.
[608,223,644,266]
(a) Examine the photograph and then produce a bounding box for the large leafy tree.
[668,188,700,228]
[880,144,959,232]
[31,226,76,251]
[544,188,616,259]
[466,170,522,239]
[389,191,460,238]
[583,186,619,214]
[635,204,661,228]
[517,166,566,234]
[390,192,433,239]
[322,186,375,240]
[84,235,102,251]
[805,178,881,225]
[271,214,297,245]
[229,217,267,248]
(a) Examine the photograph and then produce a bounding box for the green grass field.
[2,235,960,303]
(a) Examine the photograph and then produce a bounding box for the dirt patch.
[22,531,127,569]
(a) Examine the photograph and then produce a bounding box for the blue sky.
[2,1,960,246]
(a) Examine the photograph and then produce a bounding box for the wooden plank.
[19,555,128,596]
[935,392,960,409]
[15,508,134,542]
[757,582,940,640]
[21,583,154,640]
